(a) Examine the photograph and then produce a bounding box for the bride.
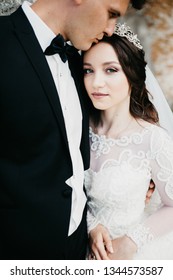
[83,23,173,260]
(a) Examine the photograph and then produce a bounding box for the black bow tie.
[44,34,78,63]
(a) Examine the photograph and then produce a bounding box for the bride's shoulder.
[143,122,173,148]
[136,119,173,141]
[137,119,167,132]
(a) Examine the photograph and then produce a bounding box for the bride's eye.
[106,68,118,73]
[83,68,93,75]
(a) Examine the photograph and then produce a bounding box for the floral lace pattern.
[85,124,173,254]
[127,224,154,251]
[89,126,149,159]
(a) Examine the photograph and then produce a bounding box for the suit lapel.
[10,7,69,148]
[10,7,90,167]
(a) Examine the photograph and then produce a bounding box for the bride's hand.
[107,235,137,260]
[89,224,113,260]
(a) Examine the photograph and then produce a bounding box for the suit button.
[62,189,72,198]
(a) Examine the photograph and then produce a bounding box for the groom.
[0,0,147,259]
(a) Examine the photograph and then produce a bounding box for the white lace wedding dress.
[85,123,173,259]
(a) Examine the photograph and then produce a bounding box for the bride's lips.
[91,92,109,99]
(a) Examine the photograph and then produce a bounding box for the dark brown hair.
[84,34,159,127]
[131,0,148,9]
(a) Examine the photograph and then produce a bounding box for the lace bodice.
[85,124,173,251]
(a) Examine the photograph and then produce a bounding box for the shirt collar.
[22,1,55,52]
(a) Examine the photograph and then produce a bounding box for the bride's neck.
[95,110,134,138]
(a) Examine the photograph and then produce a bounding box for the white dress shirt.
[22,1,86,235]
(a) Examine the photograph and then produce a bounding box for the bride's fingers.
[93,251,101,260]
[103,234,114,254]
[89,253,96,260]
[94,242,110,260]
[98,247,110,260]
[89,224,112,259]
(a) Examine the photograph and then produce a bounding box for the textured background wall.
[0,0,33,14]
[144,0,173,110]
[123,0,173,110]
[0,0,173,110]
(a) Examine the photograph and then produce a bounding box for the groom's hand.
[145,180,155,204]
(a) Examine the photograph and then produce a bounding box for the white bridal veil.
[146,65,173,139]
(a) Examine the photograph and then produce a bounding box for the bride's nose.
[92,72,105,89]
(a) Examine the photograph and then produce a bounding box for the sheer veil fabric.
[146,65,173,139]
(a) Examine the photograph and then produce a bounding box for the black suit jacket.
[0,7,90,259]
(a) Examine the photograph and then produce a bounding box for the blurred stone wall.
[0,0,34,15]
[1,0,173,110]
[123,0,173,110]
[145,0,173,109]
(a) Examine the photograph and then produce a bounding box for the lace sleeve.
[84,171,100,234]
[87,205,101,234]
[127,127,173,251]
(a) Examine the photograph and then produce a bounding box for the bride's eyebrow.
[83,62,120,65]
[103,61,120,66]
[83,62,92,66]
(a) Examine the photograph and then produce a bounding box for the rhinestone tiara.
[114,23,143,50]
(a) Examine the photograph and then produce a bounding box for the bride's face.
[83,42,130,112]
